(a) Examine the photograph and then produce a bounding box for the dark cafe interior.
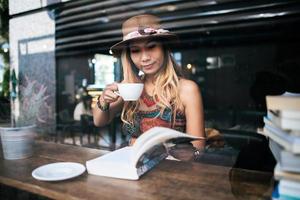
[0,0,300,199]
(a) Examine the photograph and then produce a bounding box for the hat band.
[123,27,170,41]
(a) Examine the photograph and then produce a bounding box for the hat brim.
[110,33,179,57]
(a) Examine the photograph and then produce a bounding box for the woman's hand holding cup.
[101,82,144,103]
[101,82,120,104]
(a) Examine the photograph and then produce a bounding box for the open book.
[86,127,205,180]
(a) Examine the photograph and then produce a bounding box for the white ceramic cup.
[115,83,144,101]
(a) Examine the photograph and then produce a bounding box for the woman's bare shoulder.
[179,79,201,104]
[179,78,200,93]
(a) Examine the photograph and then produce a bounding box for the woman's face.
[129,39,164,76]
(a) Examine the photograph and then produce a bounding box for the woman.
[74,95,93,121]
[93,14,205,152]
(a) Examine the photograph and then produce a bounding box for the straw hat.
[110,14,178,56]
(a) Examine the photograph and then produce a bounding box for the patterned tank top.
[122,92,186,138]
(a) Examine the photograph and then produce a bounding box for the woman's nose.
[141,50,150,62]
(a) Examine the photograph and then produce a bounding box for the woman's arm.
[179,79,206,150]
[93,83,124,127]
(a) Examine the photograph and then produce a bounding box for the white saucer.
[32,162,86,181]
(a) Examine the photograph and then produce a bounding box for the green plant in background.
[1,66,9,97]
[1,0,52,128]
[0,0,9,98]
[10,68,17,99]
[0,0,9,41]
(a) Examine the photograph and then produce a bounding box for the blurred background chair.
[56,109,81,144]
[80,114,97,145]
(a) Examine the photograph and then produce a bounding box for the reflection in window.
[94,54,117,88]
[173,52,182,66]
[0,55,4,92]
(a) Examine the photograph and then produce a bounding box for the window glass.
[93,54,117,88]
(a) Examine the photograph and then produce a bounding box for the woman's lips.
[142,63,154,70]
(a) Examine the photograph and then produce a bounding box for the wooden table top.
[0,141,273,200]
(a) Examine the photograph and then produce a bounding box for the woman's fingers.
[106,82,118,91]
[102,83,120,103]
[103,90,119,102]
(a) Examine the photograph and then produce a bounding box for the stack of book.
[263,92,300,200]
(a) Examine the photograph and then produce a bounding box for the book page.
[136,144,168,177]
[131,127,163,154]
[131,127,203,166]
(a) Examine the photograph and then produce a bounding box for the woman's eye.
[130,48,140,53]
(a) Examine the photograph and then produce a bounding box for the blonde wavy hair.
[120,42,184,127]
